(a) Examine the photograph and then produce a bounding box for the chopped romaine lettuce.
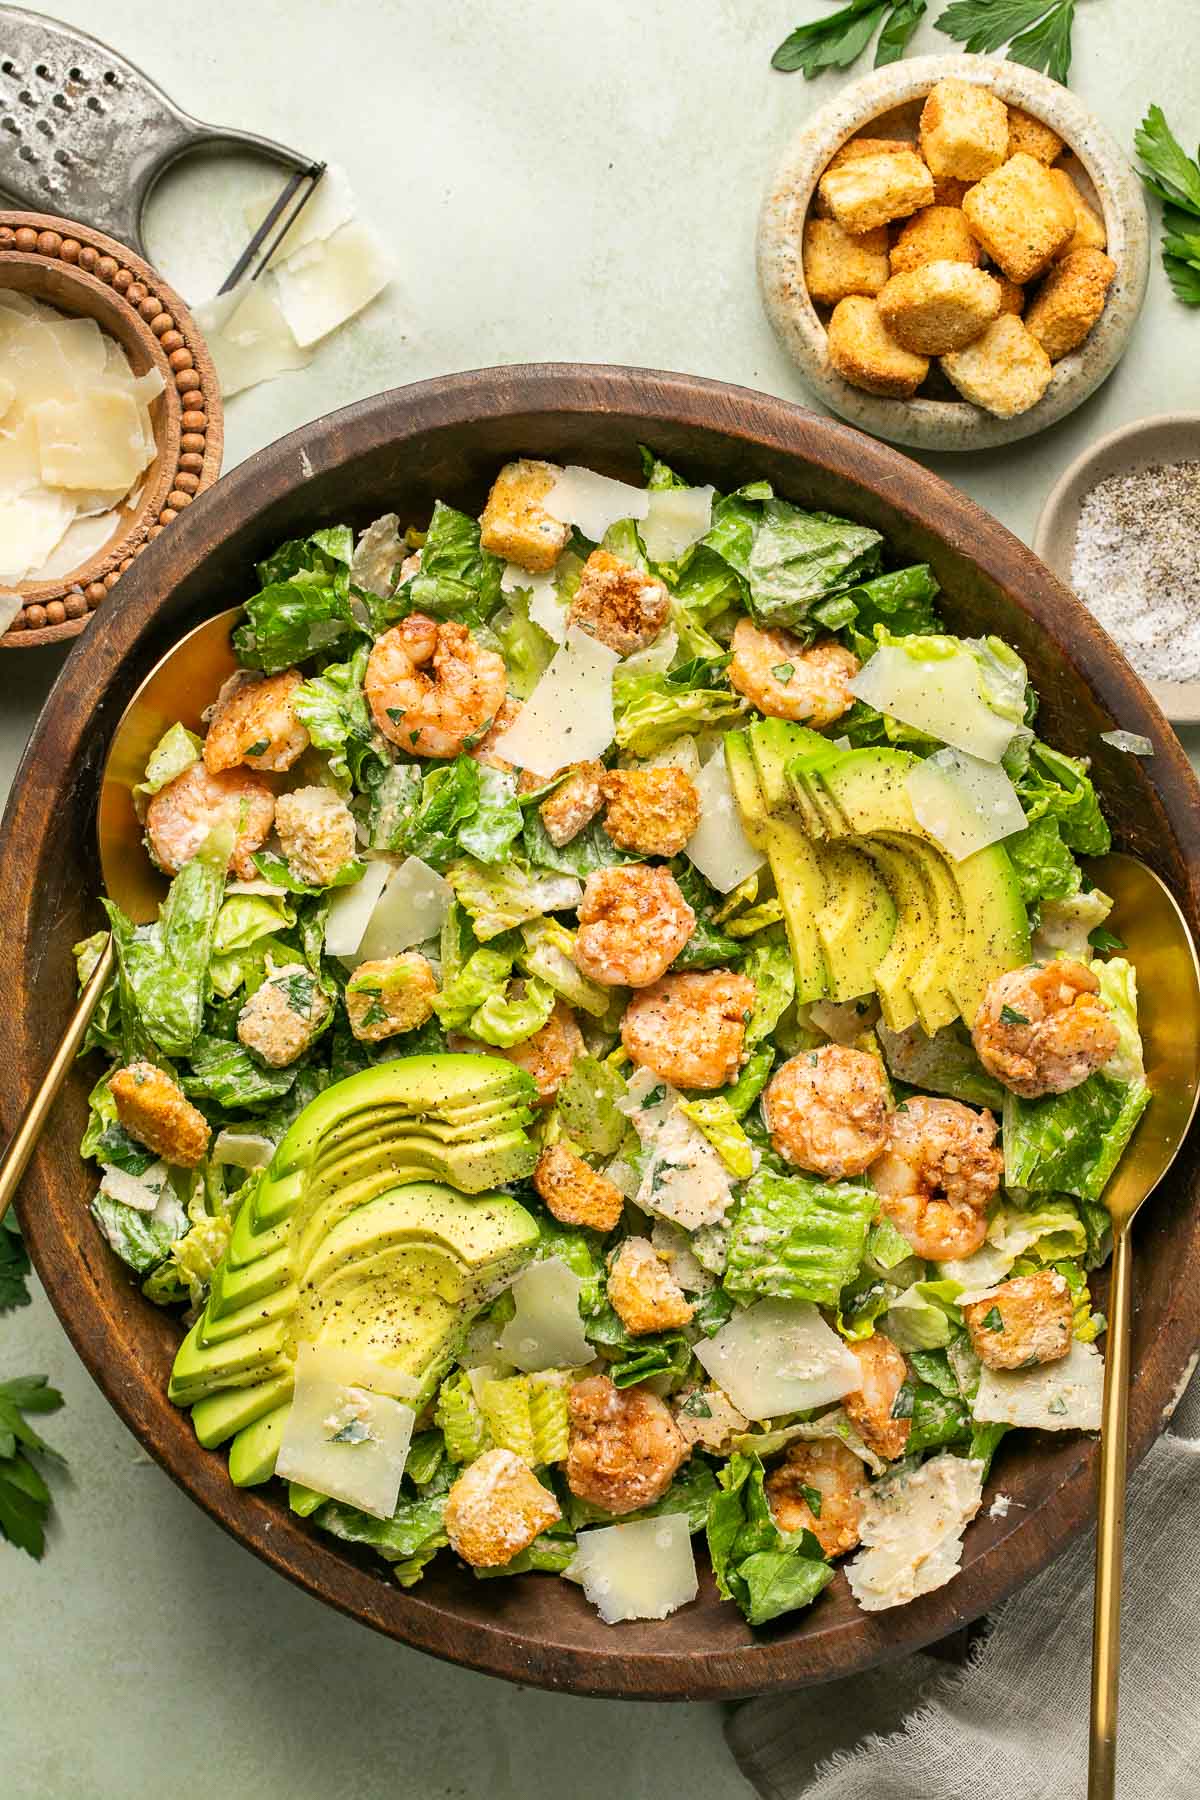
[725,1170,876,1307]
[372,501,504,633]
[700,488,883,633]
[614,662,745,757]
[554,1055,629,1157]
[293,643,386,789]
[446,858,582,941]
[104,825,231,1056]
[233,527,365,673]
[134,722,203,802]
[706,1450,833,1625]
[877,1021,1003,1109]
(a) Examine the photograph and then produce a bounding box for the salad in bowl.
[75,449,1146,1630]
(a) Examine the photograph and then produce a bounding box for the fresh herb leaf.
[1135,105,1200,217]
[1047,1394,1068,1416]
[1000,1005,1030,1025]
[771,1,893,78]
[772,662,796,683]
[981,1304,1005,1332]
[936,0,1084,85]
[1089,926,1126,953]
[891,1379,916,1420]
[0,1217,32,1314]
[800,1481,823,1518]
[0,1375,66,1558]
[875,0,927,62]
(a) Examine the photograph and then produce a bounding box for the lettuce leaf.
[516,918,614,1018]
[1004,813,1082,909]
[725,1169,877,1307]
[134,722,203,802]
[700,488,883,633]
[741,930,797,1045]
[838,564,942,654]
[402,758,523,872]
[181,1033,299,1108]
[293,643,387,789]
[987,1197,1087,1265]
[468,975,556,1049]
[370,501,504,633]
[670,859,747,970]
[877,1021,1003,1109]
[104,826,230,1056]
[1012,740,1111,856]
[882,1280,963,1350]
[233,527,365,673]
[488,588,557,699]
[554,1055,629,1157]
[446,858,582,941]
[706,1450,833,1625]
[614,662,745,757]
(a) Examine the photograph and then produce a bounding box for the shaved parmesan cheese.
[643,732,701,779]
[354,855,452,962]
[568,1514,698,1624]
[33,390,146,491]
[502,563,568,642]
[29,509,121,582]
[686,749,766,892]
[99,1159,171,1213]
[695,1298,861,1421]
[973,1338,1103,1431]
[641,485,715,563]
[651,1218,716,1293]
[497,1256,592,1372]
[324,858,393,958]
[491,625,619,772]
[352,514,405,598]
[274,221,394,348]
[622,1068,735,1231]
[196,278,313,399]
[0,590,22,635]
[909,748,1025,861]
[935,1241,1013,1291]
[846,1453,983,1612]
[542,466,650,543]
[0,375,13,421]
[276,1343,416,1519]
[850,646,1016,762]
[212,1129,275,1171]
[0,487,75,584]
[245,162,357,266]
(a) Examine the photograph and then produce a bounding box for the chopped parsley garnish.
[359,997,389,1028]
[0,1375,66,1557]
[386,706,406,724]
[642,1085,666,1108]
[891,1381,916,1420]
[771,662,795,684]
[244,739,270,757]
[1000,1005,1030,1026]
[284,972,316,1014]
[1135,105,1200,306]
[981,1305,1005,1332]
[936,0,1086,85]
[330,1418,372,1445]
[1047,1395,1068,1417]
[1089,927,1126,953]
[680,1393,713,1419]
[800,1481,823,1518]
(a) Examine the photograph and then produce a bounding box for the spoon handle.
[1088,1219,1134,1799]
[0,935,115,1226]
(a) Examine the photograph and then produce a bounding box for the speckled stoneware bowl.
[758,53,1150,451]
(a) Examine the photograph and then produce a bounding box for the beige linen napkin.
[727,1365,1200,1800]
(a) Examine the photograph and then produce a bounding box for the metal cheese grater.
[0,6,316,259]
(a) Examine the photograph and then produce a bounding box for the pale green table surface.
[3,3,1198,1795]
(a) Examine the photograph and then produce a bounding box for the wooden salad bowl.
[3,365,1199,1700]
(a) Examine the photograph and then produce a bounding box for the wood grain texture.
[2,364,1198,1700]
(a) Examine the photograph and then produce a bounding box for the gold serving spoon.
[0,607,241,1225]
[1086,851,1200,1798]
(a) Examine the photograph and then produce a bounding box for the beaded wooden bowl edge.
[0,211,224,647]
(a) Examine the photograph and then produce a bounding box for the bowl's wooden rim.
[0,211,224,647]
[4,364,1199,1700]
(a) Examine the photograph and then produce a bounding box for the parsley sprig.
[772,0,1098,85]
[1135,106,1200,306]
[0,1375,66,1558]
[772,0,927,77]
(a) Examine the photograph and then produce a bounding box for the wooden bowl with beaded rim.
[0,211,223,646]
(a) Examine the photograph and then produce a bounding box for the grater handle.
[132,115,319,255]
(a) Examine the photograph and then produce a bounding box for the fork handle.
[0,935,114,1226]
[1088,1219,1134,1798]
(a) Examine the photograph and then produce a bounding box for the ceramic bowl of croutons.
[758,54,1149,450]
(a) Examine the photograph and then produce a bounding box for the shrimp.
[364,613,508,758]
[843,1336,911,1461]
[765,1440,865,1558]
[729,619,860,728]
[203,668,309,773]
[971,959,1119,1098]
[573,864,696,989]
[449,997,585,1105]
[145,760,275,881]
[621,969,756,1089]
[871,1095,1003,1261]
[468,696,522,773]
[566,1374,689,1515]
[763,1044,890,1179]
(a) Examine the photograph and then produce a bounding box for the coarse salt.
[1070,461,1200,682]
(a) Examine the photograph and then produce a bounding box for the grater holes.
[35,63,52,81]
[54,147,70,166]
[86,94,103,113]
[18,143,35,162]
[1,117,18,135]
[103,70,120,87]
[18,87,35,106]
[69,66,85,81]
[53,92,69,110]
[1,59,16,76]
[35,118,52,137]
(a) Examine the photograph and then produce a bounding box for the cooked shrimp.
[573,864,696,988]
[449,997,585,1105]
[145,761,275,881]
[468,696,522,773]
[765,1440,864,1558]
[203,668,309,773]
[364,613,508,758]
[621,969,756,1089]
[843,1336,911,1461]
[566,1374,689,1515]
[871,1095,1003,1261]
[763,1044,890,1179]
[729,620,860,727]
[971,959,1119,1097]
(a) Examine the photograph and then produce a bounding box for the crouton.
[1024,247,1117,360]
[962,153,1075,282]
[345,953,438,1042]
[534,1143,624,1232]
[813,138,914,216]
[672,1386,749,1455]
[204,669,308,774]
[1047,167,1108,256]
[889,205,981,275]
[238,963,332,1068]
[878,261,1002,354]
[919,79,1009,181]
[601,767,699,857]
[539,760,606,847]
[110,1061,210,1169]
[994,272,1025,316]
[962,1270,1074,1370]
[479,458,570,573]
[607,1236,695,1336]
[932,175,974,208]
[444,1448,562,1567]
[826,295,929,398]
[1006,106,1065,167]
[803,218,891,305]
[941,314,1053,417]
[568,549,671,656]
[273,786,357,888]
[816,149,934,235]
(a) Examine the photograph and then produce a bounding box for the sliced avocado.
[726,730,828,1002]
[815,842,898,1004]
[228,1404,288,1488]
[288,1482,326,1517]
[169,1315,291,1405]
[724,730,769,852]
[191,1373,294,1449]
[856,839,926,1032]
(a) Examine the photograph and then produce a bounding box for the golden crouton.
[110,1062,210,1169]
[1047,167,1108,256]
[568,549,671,656]
[878,261,1002,354]
[539,760,606,847]
[444,1448,562,1568]
[803,218,891,305]
[962,1270,1074,1371]
[1007,106,1065,166]
[273,786,357,888]
[480,459,570,573]
[813,138,913,216]
[607,1236,695,1337]
[816,149,934,235]
[534,1143,624,1232]
[601,767,699,857]
[941,314,1053,417]
[238,964,332,1068]
[346,953,438,1042]
[826,295,929,398]
[962,153,1075,282]
[1024,247,1117,361]
[994,272,1025,316]
[889,206,981,275]
[932,175,974,208]
[919,79,1009,181]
